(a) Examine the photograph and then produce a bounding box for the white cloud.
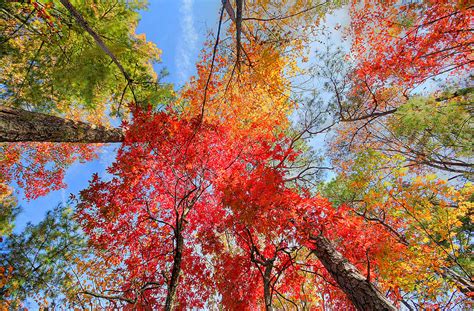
[177,0,198,84]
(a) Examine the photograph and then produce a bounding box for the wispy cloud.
[177,0,198,84]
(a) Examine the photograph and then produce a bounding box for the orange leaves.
[180,31,295,139]
[350,0,473,89]
[328,148,473,305]
[0,265,20,310]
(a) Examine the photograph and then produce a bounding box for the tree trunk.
[310,234,397,311]
[235,0,243,66]
[164,228,184,311]
[0,106,123,143]
[263,261,274,311]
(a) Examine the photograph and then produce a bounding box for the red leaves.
[351,1,473,89]
[73,105,403,308]
[0,143,98,199]
[76,108,331,307]
[77,110,253,307]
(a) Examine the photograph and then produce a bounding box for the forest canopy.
[0,0,472,310]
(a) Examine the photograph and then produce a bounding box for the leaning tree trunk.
[0,106,123,143]
[311,234,397,311]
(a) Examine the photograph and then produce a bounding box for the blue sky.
[137,0,220,85]
[13,0,221,232]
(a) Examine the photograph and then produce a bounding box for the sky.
[137,0,220,85]
[13,0,221,232]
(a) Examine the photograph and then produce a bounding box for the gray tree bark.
[311,234,397,311]
[0,106,123,143]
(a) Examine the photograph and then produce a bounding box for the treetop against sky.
[0,0,472,310]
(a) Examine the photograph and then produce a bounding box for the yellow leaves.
[425,174,437,181]
[181,39,295,138]
[459,182,473,198]
[382,180,391,188]
[337,148,471,298]
[0,183,12,201]
[377,239,452,299]
[421,236,431,244]
[412,175,424,187]
[387,23,402,38]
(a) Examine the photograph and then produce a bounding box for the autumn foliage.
[350,0,473,88]
[75,107,403,309]
[1,1,473,310]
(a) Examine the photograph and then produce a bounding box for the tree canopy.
[1,0,472,310]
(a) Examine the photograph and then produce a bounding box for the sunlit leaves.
[0,143,98,200]
[350,0,473,88]
[1,0,167,116]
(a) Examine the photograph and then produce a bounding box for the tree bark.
[235,0,243,66]
[263,261,274,311]
[310,234,397,311]
[164,227,184,311]
[0,106,123,143]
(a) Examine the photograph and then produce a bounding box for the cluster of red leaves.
[351,0,473,89]
[0,143,98,200]
[77,108,397,309]
[78,109,251,307]
[31,1,55,27]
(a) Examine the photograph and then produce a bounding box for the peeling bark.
[311,234,397,311]
[0,106,123,143]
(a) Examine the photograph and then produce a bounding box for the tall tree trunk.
[164,228,184,311]
[310,234,397,311]
[263,261,274,311]
[0,106,123,143]
[235,0,243,66]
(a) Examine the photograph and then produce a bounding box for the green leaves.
[0,0,170,120]
[0,203,87,308]
[0,186,19,237]
[392,89,473,157]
